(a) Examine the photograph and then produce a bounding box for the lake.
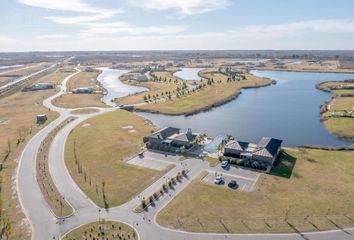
[137,70,354,147]
[173,68,205,81]
[96,68,148,106]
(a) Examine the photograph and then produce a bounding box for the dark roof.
[172,132,198,143]
[253,137,282,158]
[149,127,180,140]
[225,140,250,151]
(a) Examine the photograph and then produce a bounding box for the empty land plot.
[65,110,171,207]
[52,93,107,108]
[157,148,354,233]
[136,74,272,115]
[0,66,74,239]
[66,70,100,91]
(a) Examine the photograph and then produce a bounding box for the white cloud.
[18,0,102,13]
[81,22,188,35]
[126,0,232,16]
[19,0,123,24]
[3,19,354,51]
[44,10,122,24]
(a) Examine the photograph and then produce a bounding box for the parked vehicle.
[228,180,238,189]
[221,160,229,169]
[214,176,225,185]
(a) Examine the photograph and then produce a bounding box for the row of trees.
[219,156,268,171]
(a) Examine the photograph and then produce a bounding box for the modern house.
[145,127,199,150]
[132,74,148,82]
[223,137,282,167]
[72,87,93,94]
[23,82,54,91]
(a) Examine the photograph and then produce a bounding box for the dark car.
[228,180,238,189]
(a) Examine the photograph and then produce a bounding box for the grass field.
[63,221,137,240]
[52,93,107,108]
[317,81,354,138]
[0,65,73,239]
[65,110,170,207]
[66,70,100,91]
[136,74,272,115]
[157,148,354,233]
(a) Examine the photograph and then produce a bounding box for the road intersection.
[16,67,354,239]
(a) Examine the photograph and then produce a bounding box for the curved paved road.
[16,66,354,240]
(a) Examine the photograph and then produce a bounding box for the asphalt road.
[15,66,354,240]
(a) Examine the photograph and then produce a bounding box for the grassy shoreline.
[135,74,273,116]
[316,80,354,139]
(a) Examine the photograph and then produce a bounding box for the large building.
[223,137,282,166]
[145,127,199,149]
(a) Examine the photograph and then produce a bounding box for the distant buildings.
[23,82,54,91]
[131,74,148,82]
[72,87,93,94]
[223,137,282,167]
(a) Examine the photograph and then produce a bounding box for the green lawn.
[65,110,170,207]
[157,148,354,233]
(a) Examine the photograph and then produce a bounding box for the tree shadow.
[269,151,297,179]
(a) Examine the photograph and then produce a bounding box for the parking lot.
[202,170,259,192]
[126,152,173,170]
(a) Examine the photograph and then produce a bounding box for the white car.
[214,176,225,185]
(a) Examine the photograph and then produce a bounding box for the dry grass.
[157,148,354,233]
[63,221,137,240]
[36,117,75,217]
[65,110,170,207]
[66,70,100,91]
[136,74,272,115]
[0,65,73,239]
[52,93,107,108]
[318,81,354,138]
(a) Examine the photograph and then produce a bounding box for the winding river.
[98,67,354,147]
[173,68,205,81]
[97,68,148,106]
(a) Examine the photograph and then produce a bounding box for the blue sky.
[1,0,354,51]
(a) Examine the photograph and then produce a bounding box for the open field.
[66,70,100,91]
[135,74,272,115]
[317,81,354,138]
[53,67,106,108]
[65,110,171,207]
[52,93,107,108]
[63,221,137,240]
[256,60,354,73]
[0,65,73,239]
[157,148,354,233]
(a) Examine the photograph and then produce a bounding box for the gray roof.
[225,140,250,151]
[149,127,180,140]
[172,133,197,143]
[253,137,282,158]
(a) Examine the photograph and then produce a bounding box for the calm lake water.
[97,68,148,106]
[137,70,354,147]
[173,68,205,81]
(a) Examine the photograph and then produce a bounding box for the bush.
[229,158,237,164]
[236,158,244,166]
[251,161,260,169]
[244,160,251,168]
[141,200,146,209]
